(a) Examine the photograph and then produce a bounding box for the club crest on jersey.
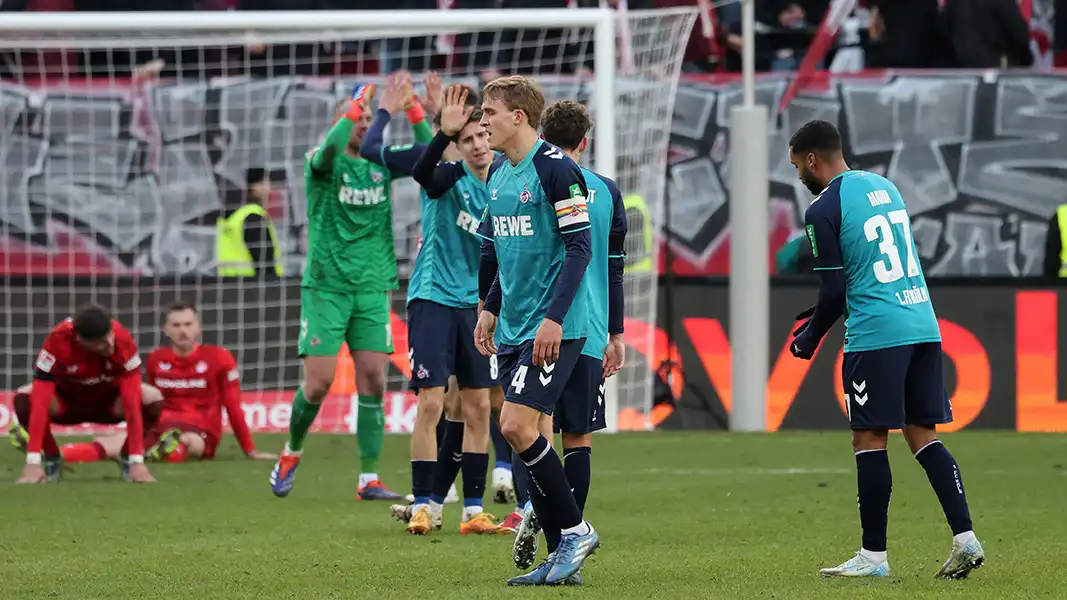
[371,171,384,183]
[416,364,429,380]
[520,185,532,204]
[66,365,79,374]
[196,361,208,374]
[159,362,171,371]
[342,173,352,184]
[491,189,498,201]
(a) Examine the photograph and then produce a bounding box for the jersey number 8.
[864,209,920,284]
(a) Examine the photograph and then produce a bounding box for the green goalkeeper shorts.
[298,288,394,357]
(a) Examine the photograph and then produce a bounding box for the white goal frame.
[0,7,691,434]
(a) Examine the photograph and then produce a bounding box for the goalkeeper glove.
[345,83,376,122]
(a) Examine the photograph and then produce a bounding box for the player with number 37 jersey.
[806,170,941,352]
[787,120,983,582]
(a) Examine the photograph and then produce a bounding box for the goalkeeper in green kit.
[270,73,433,500]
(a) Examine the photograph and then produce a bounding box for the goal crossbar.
[0,9,616,32]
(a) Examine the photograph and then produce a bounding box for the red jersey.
[145,344,254,454]
[29,318,145,456]
[35,319,142,402]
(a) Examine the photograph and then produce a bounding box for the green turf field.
[1,431,1064,599]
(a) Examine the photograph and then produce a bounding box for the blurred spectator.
[0,0,28,80]
[865,0,941,68]
[1042,203,1067,278]
[216,168,283,280]
[375,0,436,74]
[757,0,827,71]
[940,0,1033,68]
[237,0,334,78]
[657,0,732,73]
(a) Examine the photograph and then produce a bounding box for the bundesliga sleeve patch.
[36,350,56,373]
[123,355,142,372]
[227,369,240,382]
[555,186,590,229]
[806,224,819,257]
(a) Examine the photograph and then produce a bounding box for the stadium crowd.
[0,0,1054,77]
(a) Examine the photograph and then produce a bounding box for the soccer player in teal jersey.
[502,100,628,584]
[361,83,504,535]
[473,75,599,586]
[787,120,984,579]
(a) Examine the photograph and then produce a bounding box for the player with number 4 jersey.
[474,76,599,587]
[787,120,983,581]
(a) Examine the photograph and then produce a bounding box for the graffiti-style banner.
[5,70,1067,279]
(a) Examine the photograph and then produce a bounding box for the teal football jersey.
[481,141,592,346]
[407,161,488,308]
[578,167,627,360]
[805,170,941,352]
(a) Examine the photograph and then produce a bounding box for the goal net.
[0,8,697,435]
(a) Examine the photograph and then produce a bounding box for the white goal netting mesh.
[0,8,696,434]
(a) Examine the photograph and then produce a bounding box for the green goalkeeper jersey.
[301,114,431,293]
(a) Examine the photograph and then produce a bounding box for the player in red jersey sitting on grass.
[39,302,277,464]
[10,305,159,483]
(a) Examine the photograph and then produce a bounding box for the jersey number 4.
[864,209,920,284]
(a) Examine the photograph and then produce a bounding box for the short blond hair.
[482,75,546,130]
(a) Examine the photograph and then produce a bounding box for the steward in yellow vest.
[216,168,283,278]
[1044,205,1067,278]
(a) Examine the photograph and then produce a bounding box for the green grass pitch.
[1,431,1065,599]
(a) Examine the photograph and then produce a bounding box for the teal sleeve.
[310,118,354,175]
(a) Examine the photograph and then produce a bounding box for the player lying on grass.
[787,119,985,579]
[503,99,628,585]
[41,302,276,464]
[360,80,504,535]
[12,306,158,483]
[269,75,432,501]
[473,75,600,586]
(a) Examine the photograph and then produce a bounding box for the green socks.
[287,387,323,452]
[356,394,385,474]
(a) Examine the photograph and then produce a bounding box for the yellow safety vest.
[623,194,653,273]
[216,204,284,277]
[1057,205,1067,277]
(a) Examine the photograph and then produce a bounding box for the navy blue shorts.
[497,338,586,416]
[554,355,606,435]
[841,342,952,430]
[407,300,496,390]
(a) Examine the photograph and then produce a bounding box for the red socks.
[61,441,107,463]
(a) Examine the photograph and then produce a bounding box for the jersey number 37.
[864,209,920,284]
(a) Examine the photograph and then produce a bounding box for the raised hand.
[378,73,411,115]
[419,71,444,117]
[439,84,474,137]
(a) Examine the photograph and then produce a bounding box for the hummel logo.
[542,363,556,374]
[539,373,553,386]
[452,452,462,463]
[852,380,868,405]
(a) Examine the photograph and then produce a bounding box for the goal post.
[0,8,697,435]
